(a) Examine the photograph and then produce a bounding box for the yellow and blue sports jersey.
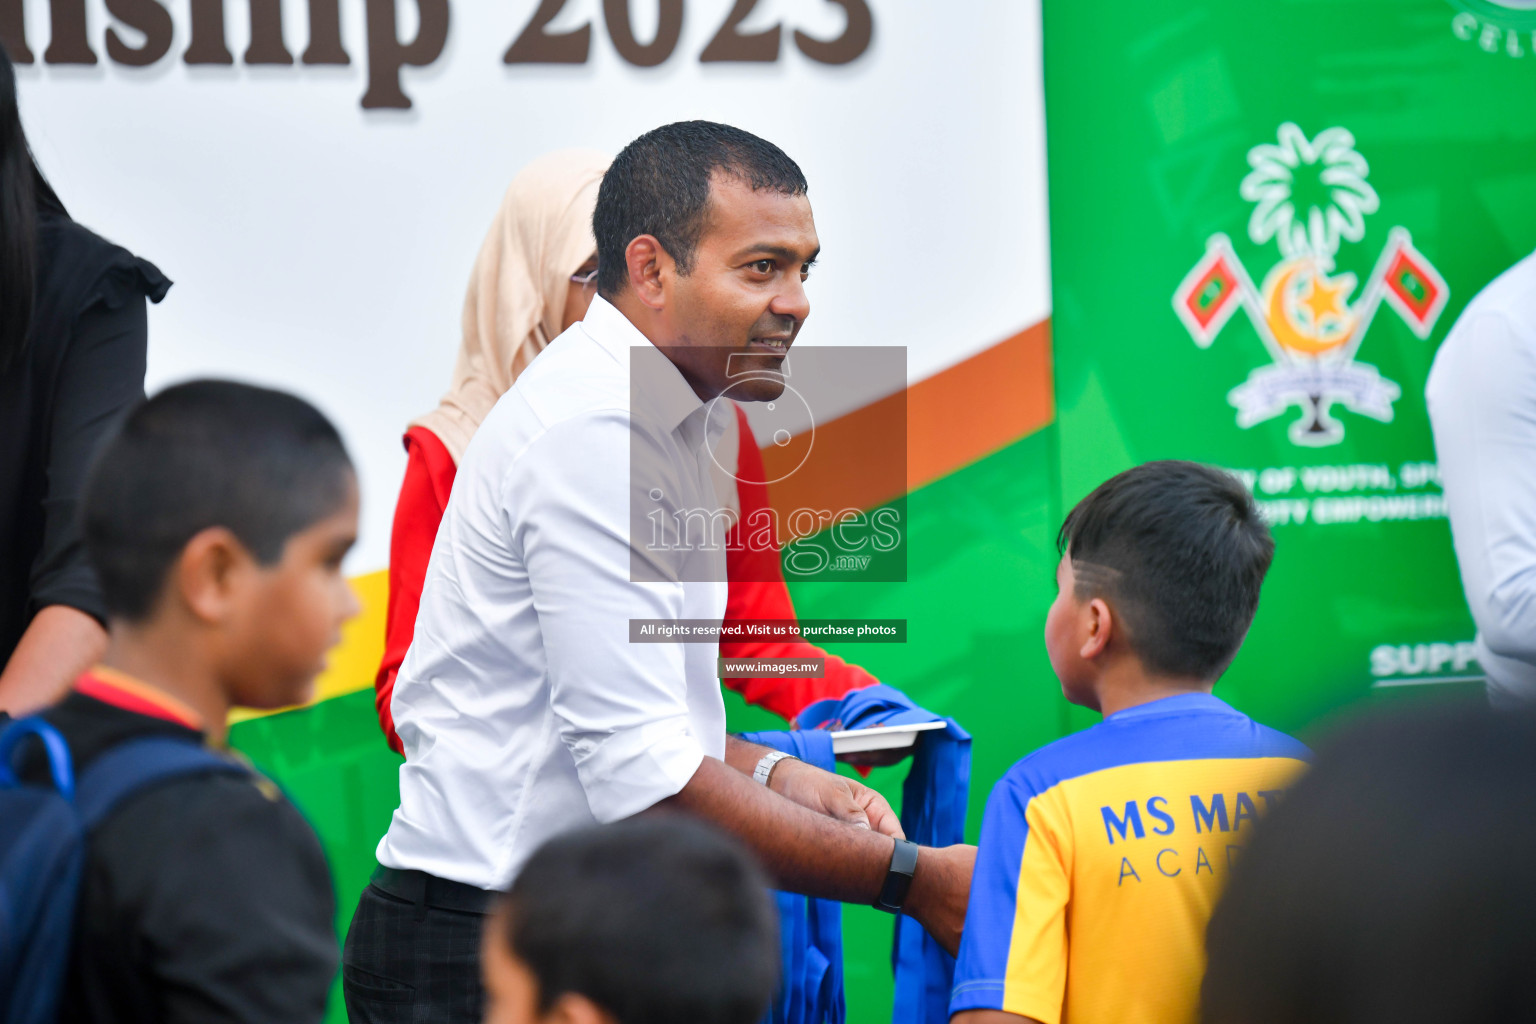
[949,693,1309,1024]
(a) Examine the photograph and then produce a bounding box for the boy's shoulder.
[51,697,338,1020]
[68,775,336,1022]
[35,690,331,894]
[93,767,330,888]
[994,694,1309,804]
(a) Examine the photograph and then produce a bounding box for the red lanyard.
[75,666,205,731]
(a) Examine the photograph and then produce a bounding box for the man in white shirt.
[1426,250,1536,708]
[342,122,975,1023]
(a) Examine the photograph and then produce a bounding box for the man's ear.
[1080,597,1114,661]
[545,992,617,1024]
[173,526,256,625]
[625,234,668,311]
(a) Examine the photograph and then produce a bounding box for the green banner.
[1044,0,1536,731]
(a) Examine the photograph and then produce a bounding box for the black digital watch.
[873,837,920,913]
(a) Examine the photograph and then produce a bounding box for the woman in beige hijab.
[374,150,609,752]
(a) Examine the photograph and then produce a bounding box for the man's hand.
[770,758,905,839]
[902,842,977,957]
[657,755,963,933]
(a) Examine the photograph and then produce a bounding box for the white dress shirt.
[377,296,730,887]
[1427,250,1536,707]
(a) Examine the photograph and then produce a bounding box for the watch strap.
[874,837,920,913]
[752,750,798,786]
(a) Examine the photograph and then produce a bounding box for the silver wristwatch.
[752,750,799,786]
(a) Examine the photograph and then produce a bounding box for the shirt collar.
[1104,691,1232,723]
[580,294,708,437]
[680,399,732,459]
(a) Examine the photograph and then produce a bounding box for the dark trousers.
[341,867,492,1024]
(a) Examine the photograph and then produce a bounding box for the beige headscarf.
[411,149,612,462]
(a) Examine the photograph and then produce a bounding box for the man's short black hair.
[1203,706,1536,1024]
[593,120,808,296]
[501,817,779,1024]
[82,379,353,621]
[1057,460,1274,680]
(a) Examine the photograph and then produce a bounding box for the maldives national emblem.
[1173,123,1449,446]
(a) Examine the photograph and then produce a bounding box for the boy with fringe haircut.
[950,461,1309,1024]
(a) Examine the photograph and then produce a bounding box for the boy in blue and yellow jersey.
[950,461,1309,1024]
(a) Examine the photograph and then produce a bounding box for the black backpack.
[0,716,247,1022]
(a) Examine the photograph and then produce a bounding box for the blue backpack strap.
[74,736,249,830]
[0,717,75,798]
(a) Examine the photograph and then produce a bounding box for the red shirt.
[374,408,877,755]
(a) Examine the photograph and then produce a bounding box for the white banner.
[13,0,1049,570]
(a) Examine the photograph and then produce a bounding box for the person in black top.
[0,44,170,713]
[27,379,361,1023]
[38,681,341,1023]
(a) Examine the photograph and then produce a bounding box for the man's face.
[659,172,819,402]
[225,475,360,709]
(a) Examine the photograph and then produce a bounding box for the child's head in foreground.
[81,379,359,709]
[1202,705,1536,1024]
[483,817,780,1024]
[1048,460,1274,711]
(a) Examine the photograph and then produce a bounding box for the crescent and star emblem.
[1263,260,1356,358]
[1173,123,1448,446]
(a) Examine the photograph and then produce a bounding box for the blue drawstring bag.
[748,684,971,1024]
[739,728,846,1024]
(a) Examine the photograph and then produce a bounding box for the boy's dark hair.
[1203,706,1536,1024]
[1057,460,1273,680]
[593,120,807,296]
[502,817,779,1024]
[81,379,353,621]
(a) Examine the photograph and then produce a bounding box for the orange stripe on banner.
[762,318,1053,517]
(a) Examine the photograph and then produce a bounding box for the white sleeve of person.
[511,409,724,822]
[1429,298,1536,703]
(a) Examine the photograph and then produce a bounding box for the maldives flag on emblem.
[1380,230,1449,339]
[1174,235,1245,347]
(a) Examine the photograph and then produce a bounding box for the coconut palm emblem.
[1174,122,1449,446]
